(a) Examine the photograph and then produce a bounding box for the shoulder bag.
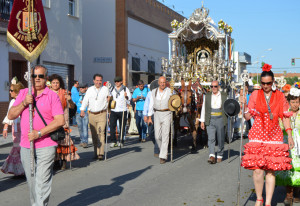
[34,103,66,142]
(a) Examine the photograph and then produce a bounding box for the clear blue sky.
[158,0,300,73]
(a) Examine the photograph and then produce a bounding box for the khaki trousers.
[89,112,106,156]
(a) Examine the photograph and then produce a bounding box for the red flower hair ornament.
[262,63,272,72]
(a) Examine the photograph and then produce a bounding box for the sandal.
[256,199,263,206]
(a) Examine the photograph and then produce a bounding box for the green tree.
[285,76,299,85]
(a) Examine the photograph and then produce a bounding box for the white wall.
[82,0,116,85]
[128,17,169,87]
[0,36,9,101]
[41,0,82,82]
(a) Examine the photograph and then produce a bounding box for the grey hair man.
[8,65,65,205]
[199,80,228,164]
[148,76,173,164]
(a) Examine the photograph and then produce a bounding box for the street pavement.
[0,127,297,206]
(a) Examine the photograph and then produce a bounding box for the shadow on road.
[242,184,286,206]
[0,153,10,162]
[0,175,26,193]
[171,134,202,162]
[223,149,240,162]
[59,146,143,170]
[58,165,152,206]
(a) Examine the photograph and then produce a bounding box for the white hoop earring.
[272,83,276,91]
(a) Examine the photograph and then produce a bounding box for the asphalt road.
[0,127,297,206]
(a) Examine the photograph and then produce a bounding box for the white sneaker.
[110,143,115,148]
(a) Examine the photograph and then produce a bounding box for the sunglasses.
[261,81,273,86]
[31,74,45,79]
[9,89,14,92]
[210,85,218,88]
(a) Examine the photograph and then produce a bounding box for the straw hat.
[253,84,261,90]
[168,95,181,111]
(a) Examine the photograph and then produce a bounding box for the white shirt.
[80,86,109,112]
[111,86,131,112]
[148,88,172,116]
[3,99,20,132]
[199,91,222,122]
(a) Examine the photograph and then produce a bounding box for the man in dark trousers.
[109,76,131,147]
[200,80,228,164]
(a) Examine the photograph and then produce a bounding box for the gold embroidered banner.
[7,0,48,62]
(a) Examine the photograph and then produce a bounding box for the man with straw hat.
[148,76,181,164]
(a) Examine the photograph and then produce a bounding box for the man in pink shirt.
[8,65,65,206]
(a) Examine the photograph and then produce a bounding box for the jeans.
[21,146,56,206]
[135,110,147,140]
[76,112,89,144]
[110,111,127,143]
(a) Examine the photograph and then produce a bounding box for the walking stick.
[237,70,249,206]
[27,61,35,177]
[170,79,175,163]
[66,76,72,170]
[120,110,125,149]
[228,81,236,159]
[119,86,128,149]
[171,111,173,162]
[105,81,111,161]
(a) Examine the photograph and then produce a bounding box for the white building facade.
[82,0,183,87]
[0,0,82,130]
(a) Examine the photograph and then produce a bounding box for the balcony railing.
[0,0,13,21]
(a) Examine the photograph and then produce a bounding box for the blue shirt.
[132,87,149,111]
[246,94,250,104]
[71,86,79,101]
[72,92,87,113]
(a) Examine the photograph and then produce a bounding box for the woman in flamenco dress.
[49,74,79,170]
[276,87,300,205]
[1,78,25,176]
[241,64,294,206]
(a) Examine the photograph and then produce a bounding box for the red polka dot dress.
[241,89,292,171]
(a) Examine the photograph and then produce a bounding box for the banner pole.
[28,61,35,177]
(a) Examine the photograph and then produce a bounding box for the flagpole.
[27,61,35,177]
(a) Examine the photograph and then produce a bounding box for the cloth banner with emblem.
[7,0,48,62]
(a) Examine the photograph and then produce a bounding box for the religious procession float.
[159,4,237,154]
[162,4,235,90]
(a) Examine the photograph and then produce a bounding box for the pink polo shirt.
[13,87,64,149]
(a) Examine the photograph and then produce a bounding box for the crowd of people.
[1,63,300,206]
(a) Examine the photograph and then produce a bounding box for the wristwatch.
[38,131,42,138]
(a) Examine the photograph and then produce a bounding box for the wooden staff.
[66,76,71,170]
[228,81,236,159]
[170,79,175,162]
[105,81,111,160]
